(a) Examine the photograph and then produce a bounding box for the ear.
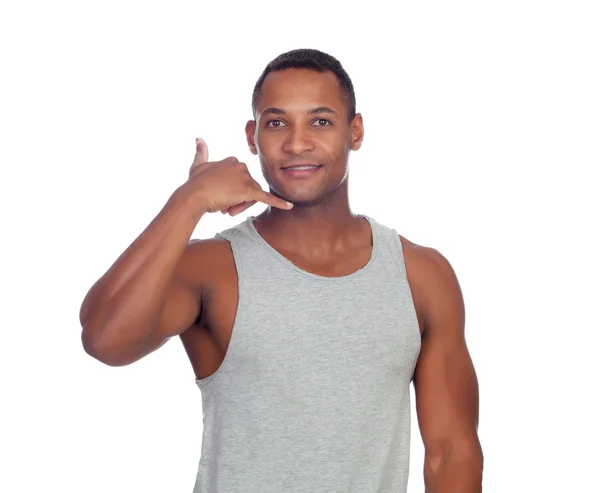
[245,120,258,155]
[350,113,364,151]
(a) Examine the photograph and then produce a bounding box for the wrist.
[169,185,208,222]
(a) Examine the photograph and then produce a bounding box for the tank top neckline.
[244,214,379,282]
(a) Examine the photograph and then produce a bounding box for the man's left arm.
[412,248,484,492]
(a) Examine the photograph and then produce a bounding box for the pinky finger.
[229,200,256,217]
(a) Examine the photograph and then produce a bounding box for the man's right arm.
[79,187,207,367]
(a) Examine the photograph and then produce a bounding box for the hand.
[184,138,293,217]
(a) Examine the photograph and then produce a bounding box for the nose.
[281,126,315,155]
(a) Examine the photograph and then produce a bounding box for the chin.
[286,192,332,208]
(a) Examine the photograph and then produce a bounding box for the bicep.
[413,249,480,456]
[155,275,201,340]
[414,330,480,454]
[153,240,206,341]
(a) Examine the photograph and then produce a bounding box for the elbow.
[81,334,113,366]
[80,325,165,367]
[81,327,130,367]
[425,440,484,483]
[81,327,100,360]
[82,344,134,367]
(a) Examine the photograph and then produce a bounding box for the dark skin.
[178,68,483,491]
[245,68,364,262]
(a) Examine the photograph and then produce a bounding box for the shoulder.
[398,234,457,283]
[397,234,464,335]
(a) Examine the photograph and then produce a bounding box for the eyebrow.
[262,106,338,117]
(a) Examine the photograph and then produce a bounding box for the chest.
[181,242,425,382]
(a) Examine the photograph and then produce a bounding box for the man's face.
[246,68,363,206]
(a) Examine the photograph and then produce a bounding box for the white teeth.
[288,166,319,170]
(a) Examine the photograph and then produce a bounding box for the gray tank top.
[192,214,421,493]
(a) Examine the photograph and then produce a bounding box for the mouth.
[281,163,323,170]
[280,163,323,178]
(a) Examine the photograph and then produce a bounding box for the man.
[79,48,483,492]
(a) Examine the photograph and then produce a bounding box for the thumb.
[194,137,209,164]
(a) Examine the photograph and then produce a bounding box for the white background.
[1,1,598,491]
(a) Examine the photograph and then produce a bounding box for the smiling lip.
[280,164,323,178]
[281,163,322,169]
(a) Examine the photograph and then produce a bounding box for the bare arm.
[412,248,484,492]
[79,137,294,367]
[79,188,206,366]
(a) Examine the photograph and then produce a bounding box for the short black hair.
[251,48,356,123]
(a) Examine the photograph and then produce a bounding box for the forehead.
[257,68,346,114]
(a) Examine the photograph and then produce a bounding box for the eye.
[266,120,286,128]
[313,118,332,127]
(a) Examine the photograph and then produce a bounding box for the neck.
[253,185,365,261]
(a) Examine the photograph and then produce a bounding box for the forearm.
[424,449,484,493]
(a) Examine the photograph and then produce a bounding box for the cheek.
[257,128,276,145]
[324,131,349,154]
[257,132,285,161]
[324,142,346,163]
